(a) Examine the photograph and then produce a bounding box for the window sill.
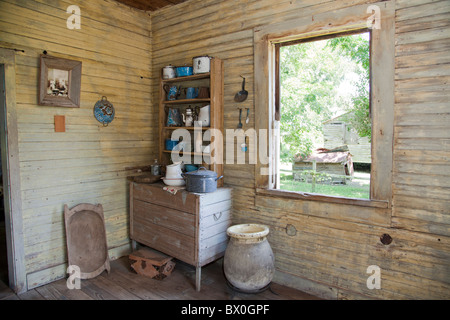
[256,188,389,209]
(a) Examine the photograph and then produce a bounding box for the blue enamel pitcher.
[163,85,181,101]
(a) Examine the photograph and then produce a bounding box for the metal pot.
[183,167,223,193]
[175,65,193,77]
[193,55,212,74]
[162,65,176,79]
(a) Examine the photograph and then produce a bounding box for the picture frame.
[39,55,82,108]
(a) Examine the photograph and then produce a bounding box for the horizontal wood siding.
[152,0,449,299]
[392,0,450,238]
[0,0,153,289]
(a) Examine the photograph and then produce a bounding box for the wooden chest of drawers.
[129,182,232,290]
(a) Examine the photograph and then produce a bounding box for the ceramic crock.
[223,224,275,293]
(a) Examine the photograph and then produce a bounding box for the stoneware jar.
[223,224,275,293]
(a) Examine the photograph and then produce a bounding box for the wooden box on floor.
[129,247,175,279]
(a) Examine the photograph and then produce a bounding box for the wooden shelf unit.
[158,58,224,187]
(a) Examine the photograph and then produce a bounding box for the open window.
[276,30,371,199]
[254,2,394,207]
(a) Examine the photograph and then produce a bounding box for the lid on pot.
[184,166,217,178]
[193,55,213,59]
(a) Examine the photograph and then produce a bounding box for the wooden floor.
[0,256,321,301]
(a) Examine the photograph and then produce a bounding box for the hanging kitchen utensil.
[94,96,115,127]
[241,136,248,152]
[245,108,250,124]
[234,75,248,102]
[237,108,243,129]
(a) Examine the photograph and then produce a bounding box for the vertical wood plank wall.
[0,0,153,289]
[152,0,449,299]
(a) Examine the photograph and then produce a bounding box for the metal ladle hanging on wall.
[93,96,115,127]
[234,75,248,102]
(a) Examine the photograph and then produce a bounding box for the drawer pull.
[213,212,222,221]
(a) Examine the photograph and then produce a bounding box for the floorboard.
[2,256,321,301]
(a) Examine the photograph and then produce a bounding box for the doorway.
[0,64,8,286]
[0,49,26,294]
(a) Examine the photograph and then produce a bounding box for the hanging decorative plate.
[94,96,115,126]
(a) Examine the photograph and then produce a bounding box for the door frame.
[0,48,26,294]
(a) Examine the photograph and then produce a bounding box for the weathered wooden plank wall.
[0,0,153,289]
[0,0,448,299]
[392,0,450,236]
[152,0,449,299]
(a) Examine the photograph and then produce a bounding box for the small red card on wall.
[54,115,65,132]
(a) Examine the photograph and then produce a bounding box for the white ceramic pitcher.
[165,162,183,179]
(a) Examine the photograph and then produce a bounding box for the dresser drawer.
[130,200,196,264]
[132,219,195,265]
[132,182,198,214]
[132,199,195,237]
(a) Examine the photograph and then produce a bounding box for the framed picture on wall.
[39,55,82,108]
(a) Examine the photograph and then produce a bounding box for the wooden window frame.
[254,1,395,208]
